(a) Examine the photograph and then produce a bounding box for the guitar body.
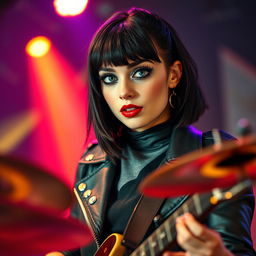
[94,233,126,256]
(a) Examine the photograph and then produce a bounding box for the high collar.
[80,125,203,164]
[124,120,175,152]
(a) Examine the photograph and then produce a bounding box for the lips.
[120,104,143,118]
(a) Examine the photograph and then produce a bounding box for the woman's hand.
[162,213,234,256]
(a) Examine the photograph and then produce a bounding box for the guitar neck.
[130,192,212,256]
[130,179,252,256]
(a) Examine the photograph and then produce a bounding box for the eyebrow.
[98,59,153,72]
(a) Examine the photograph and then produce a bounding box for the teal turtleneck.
[104,119,175,237]
[118,119,174,190]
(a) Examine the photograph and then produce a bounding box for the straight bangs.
[89,23,161,75]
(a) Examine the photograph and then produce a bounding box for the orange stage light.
[26,36,52,58]
[27,45,89,186]
[53,0,89,17]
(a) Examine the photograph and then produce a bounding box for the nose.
[119,80,135,100]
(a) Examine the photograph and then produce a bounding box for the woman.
[50,7,255,256]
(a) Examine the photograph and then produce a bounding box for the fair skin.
[99,58,181,132]
[45,56,233,256]
[163,213,234,256]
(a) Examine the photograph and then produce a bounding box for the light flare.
[53,0,89,17]
[26,36,51,58]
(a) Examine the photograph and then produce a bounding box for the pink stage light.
[53,0,89,17]
[27,46,88,186]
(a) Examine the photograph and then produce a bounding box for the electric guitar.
[94,179,253,256]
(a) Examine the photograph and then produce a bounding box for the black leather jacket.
[66,126,255,256]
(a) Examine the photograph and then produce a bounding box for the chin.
[119,116,155,132]
[124,122,150,132]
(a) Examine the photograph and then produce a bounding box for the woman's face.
[99,57,181,132]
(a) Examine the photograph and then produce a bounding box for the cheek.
[145,78,169,100]
[102,89,117,111]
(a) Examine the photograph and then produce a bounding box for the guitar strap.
[122,128,204,251]
[122,195,165,251]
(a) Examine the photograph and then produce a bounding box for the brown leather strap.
[122,195,165,250]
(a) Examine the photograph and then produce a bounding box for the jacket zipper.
[74,188,101,248]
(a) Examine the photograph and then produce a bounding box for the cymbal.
[0,201,92,256]
[0,154,73,211]
[140,136,256,197]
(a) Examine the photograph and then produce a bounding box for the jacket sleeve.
[205,188,255,256]
[61,153,91,256]
[61,202,98,256]
[202,130,255,255]
[61,186,83,256]
[62,144,103,256]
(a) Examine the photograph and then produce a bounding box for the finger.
[175,216,207,254]
[176,214,225,256]
[182,213,205,238]
[183,213,221,244]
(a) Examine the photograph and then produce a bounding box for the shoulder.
[79,140,107,164]
[203,129,235,147]
[74,140,108,182]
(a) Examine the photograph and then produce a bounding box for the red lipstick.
[120,104,143,118]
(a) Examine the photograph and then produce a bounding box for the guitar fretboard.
[130,192,214,256]
[130,178,252,256]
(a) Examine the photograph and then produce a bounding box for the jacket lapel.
[75,149,118,243]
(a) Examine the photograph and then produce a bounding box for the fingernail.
[184,212,191,219]
[176,215,184,223]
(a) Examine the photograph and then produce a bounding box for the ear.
[167,60,182,89]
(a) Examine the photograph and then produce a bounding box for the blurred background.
[0,0,255,247]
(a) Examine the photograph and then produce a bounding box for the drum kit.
[0,155,92,256]
[0,131,256,256]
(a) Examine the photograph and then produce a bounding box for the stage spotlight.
[53,0,88,17]
[26,36,51,58]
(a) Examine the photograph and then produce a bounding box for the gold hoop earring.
[169,90,176,109]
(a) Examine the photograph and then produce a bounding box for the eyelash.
[99,66,153,85]
[99,73,117,85]
[132,66,153,79]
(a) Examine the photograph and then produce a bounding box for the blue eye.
[100,74,117,85]
[132,67,152,79]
